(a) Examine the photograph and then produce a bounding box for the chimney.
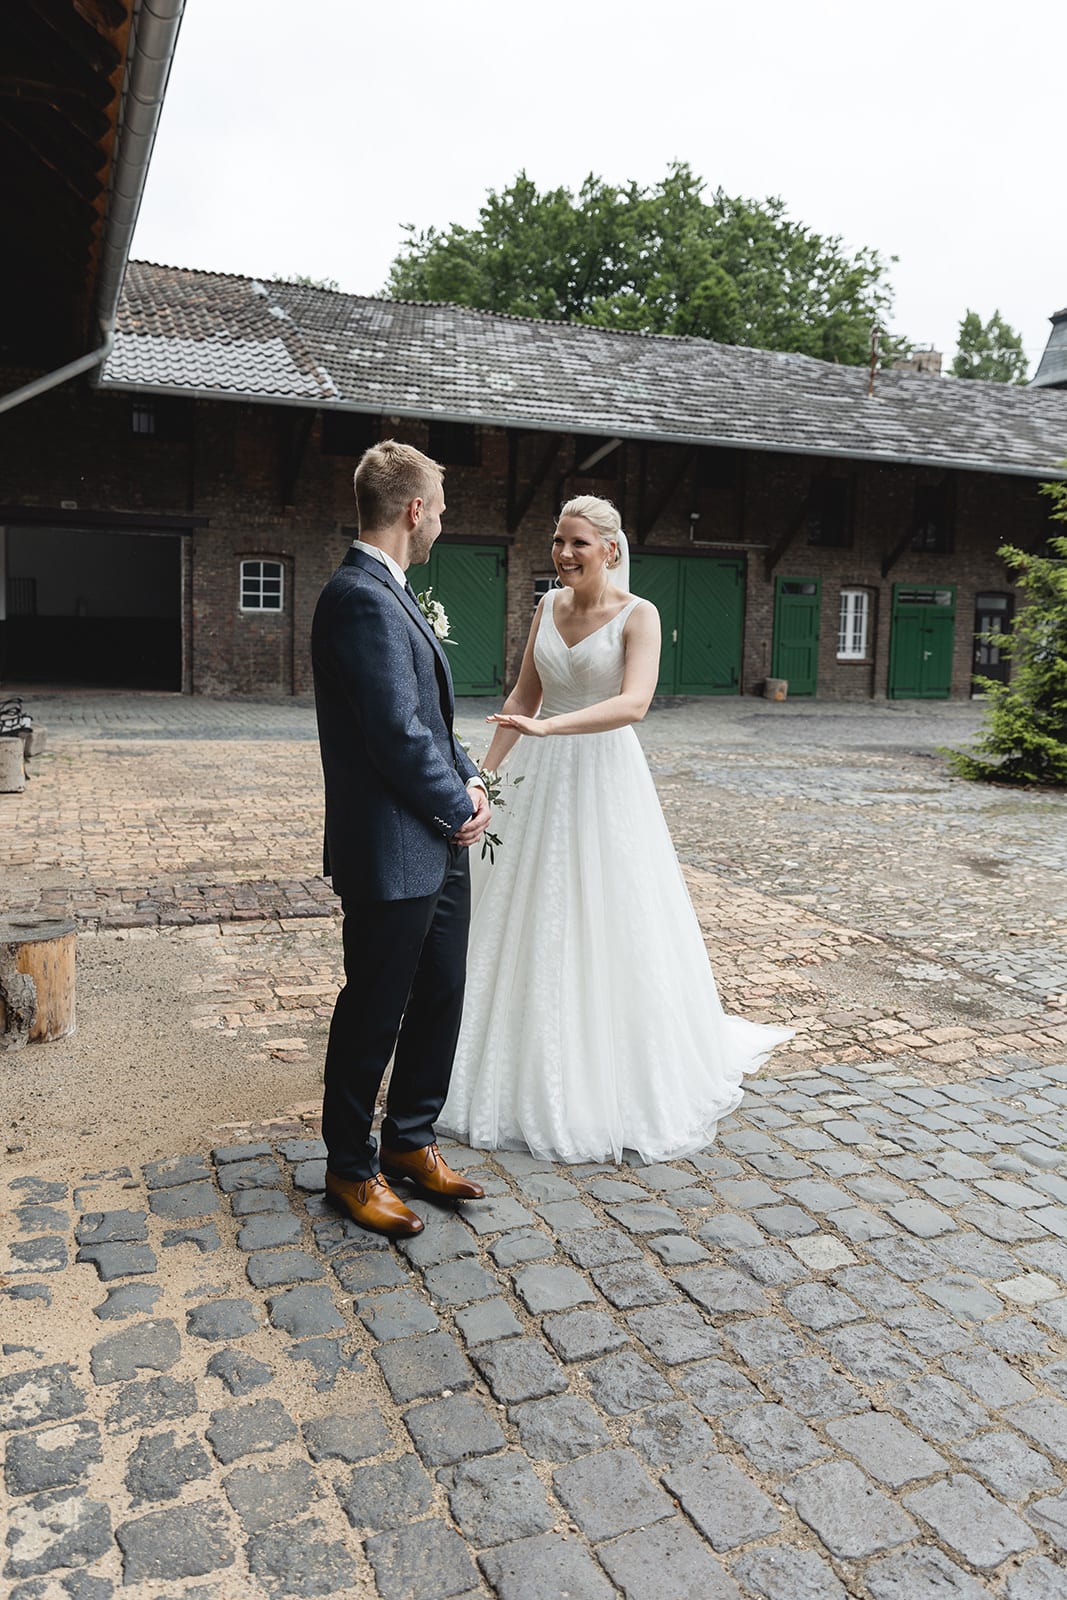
[1030,308,1067,389]
[892,346,943,377]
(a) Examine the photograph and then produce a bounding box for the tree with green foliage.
[950,309,1028,383]
[947,477,1067,786]
[386,163,903,366]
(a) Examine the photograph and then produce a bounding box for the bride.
[441,495,792,1165]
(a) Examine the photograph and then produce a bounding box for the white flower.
[416,587,452,643]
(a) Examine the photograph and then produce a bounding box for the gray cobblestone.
[509,1394,610,1461]
[445,1452,555,1546]
[824,1411,946,1486]
[1005,1557,1067,1600]
[513,1262,594,1314]
[93,1283,161,1319]
[626,1301,723,1364]
[890,1374,990,1441]
[246,1248,324,1289]
[721,1316,806,1369]
[676,1265,769,1315]
[4,1419,102,1495]
[584,1349,674,1415]
[125,1430,212,1503]
[206,1350,273,1395]
[336,1451,433,1529]
[1028,1492,1067,1550]
[215,1157,283,1192]
[722,1403,830,1474]
[559,1226,642,1268]
[75,1209,147,1245]
[186,1297,262,1340]
[600,1516,741,1600]
[148,1181,219,1220]
[89,1319,180,1384]
[423,1258,498,1306]
[268,1285,345,1336]
[553,1446,672,1542]
[784,1460,916,1557]
[954,1430,1058,1498]
[302,1410,391,1462]
[453,1297,523,1346]
[676,1358,760,1414]
[487,1229,555,1267]
[822,1323,925,1384]
[781,1281,863,1329]
[403,1393,506,1467]
[732,1545,847,1600]
[115,1500,232,1584]
[478,1531,615,1600]
[366,1519,478,1600]
[223,1460,323,1531]
[627,1400,717,1468]
[236,1212,301,1251]
[246,1518,358,1596]
[542,1309,628,1361]
[472,1337,567,1404]
[104,1376,196,1433]
[864,1547,992,1600]
[76,1242,157,1279]
[0,1364,86,1431]
[905,1473,1037,1567]
[6,1490,111,1579]
[205,1398,296,1463]
[332,1249,408,1292]
[374,1329,474,1403]
[665,1453,779,1551]
[143,1154,211,1190]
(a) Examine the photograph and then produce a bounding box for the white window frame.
[240,559,285,613]
[837,588,869,660]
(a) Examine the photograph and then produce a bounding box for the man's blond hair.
[354,439,444,533]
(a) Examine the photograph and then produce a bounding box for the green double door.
[888,584,956,698]
[771,576,821,696]
[629,554,744,695]
[409,542,506,694]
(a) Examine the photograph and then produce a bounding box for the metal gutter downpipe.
[0,0,185,416]
[0,332,114,417]
[93,0,187,339]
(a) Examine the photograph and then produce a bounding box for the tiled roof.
[103,262,1067,479]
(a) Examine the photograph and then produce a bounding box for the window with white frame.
[240,559,284,612]
[837,588,869,659]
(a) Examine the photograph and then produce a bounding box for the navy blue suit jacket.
[312,547,479,902]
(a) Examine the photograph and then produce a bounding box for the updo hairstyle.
[557,495,622,569]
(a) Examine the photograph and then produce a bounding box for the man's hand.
[451,782,491,847]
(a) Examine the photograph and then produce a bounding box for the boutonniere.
[415,587,453,645]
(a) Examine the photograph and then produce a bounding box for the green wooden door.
[629,552,680,694]
[409,543,506,695]
[888,585,956,699]
[630,554,744,695]
[772,577,821,696]
[678,558,744,694]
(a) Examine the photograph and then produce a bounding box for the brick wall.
[0,369,1053,700]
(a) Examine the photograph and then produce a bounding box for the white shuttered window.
[838,589,869,659]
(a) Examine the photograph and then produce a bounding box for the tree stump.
[0,917,77,1051]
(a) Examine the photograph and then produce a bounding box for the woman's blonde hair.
[557,495,622,568]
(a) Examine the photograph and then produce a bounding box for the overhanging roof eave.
[96,375,1067,481]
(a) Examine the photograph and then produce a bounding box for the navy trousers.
[322,844,471,1180]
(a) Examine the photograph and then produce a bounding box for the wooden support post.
[0,917,77,1051]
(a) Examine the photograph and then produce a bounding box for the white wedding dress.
[441,589,792,1165]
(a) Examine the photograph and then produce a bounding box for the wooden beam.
[507,433,562,534]
[764,493,811,581]
[280,409,315,509]
[636,445,695,543]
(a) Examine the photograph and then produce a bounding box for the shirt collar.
[352,539,407,590]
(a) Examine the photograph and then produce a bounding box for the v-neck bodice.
[534,589,642,716]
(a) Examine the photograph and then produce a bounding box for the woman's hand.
[486,712,551,738]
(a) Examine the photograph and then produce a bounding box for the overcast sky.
[132,0,1063,375]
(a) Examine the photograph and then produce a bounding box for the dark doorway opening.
[2,526,182,689]
[973,592,1013,691]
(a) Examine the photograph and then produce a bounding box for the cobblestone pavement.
[2,692,1066,1596]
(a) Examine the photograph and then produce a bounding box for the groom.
[312,439,491,1237]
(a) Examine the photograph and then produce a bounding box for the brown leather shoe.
[380,1142,485,1201]
[324,1169,424,1237]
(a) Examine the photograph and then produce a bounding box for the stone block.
[453,1297,523,1347]
[664,1454,779,1551]
[677,1359,760,1415]
[905,1473,1036,1568]
[206,1350,273,1396]
[186,1298,262,1340]
[423,1258,498,1306]
[0,1364,85,1431]
[825,1412,946,1487]
[5,1490,111,1579]
[115,1500,232,1584]
[223,1460,323,1532]
[626,1302,723,1364]
[4,1420,102,1496]
[553,1448,672,1543]
[205,1399,296,1464]
[246,1249,324,1289]
[784,1460,916,1558]
[89,1319,180,1384]
[267,1286,345,1337]
[542,1309,628,1362]
[246,1519,357,1595]
[104,1377,195,1434]
[446,1452,555,1547]
[512,1263,594,1314]
[302,1409,391,1463]
[509,1394,609,1461]
[472,1337,567,1404]
[732,1544,847,1600]
[336,1452,433,1530]
[478,1532,615,1600]
[864,1547,992,1600]
[721,1403,830,1474]
[403,1393,506,1467]
[374,1330,474,1404]
[584,1349,673,1415]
